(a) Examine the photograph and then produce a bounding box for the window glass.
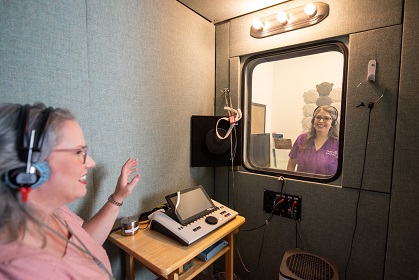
[242,42,347,182]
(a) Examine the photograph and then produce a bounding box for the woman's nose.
[85,155,96,168]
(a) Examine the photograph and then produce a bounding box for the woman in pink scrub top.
[0,103,141,279]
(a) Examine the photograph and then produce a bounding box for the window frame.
[241,41,348,183]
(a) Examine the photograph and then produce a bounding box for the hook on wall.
[356,59,378,88]
[355,59,385,109]
[367,59,376,82]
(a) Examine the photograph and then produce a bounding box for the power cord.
[230,125,237,210]
[216,88,242,141]
[219,87,283,273]
[345,83,385,278]
[110,220,150,234]
[235,177,286,273]
[220,87,239,208]
[292,200,306,251]
[236,196,284,273]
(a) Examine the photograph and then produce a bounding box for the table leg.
[168,268,180,280]
[126,253,135,280]
[225,232,234,280]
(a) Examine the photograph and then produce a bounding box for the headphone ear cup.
[4,167,33,189]
[31,161,50,189]
[3,161,50,190]
[311,118,314,125]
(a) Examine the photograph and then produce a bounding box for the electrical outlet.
[263,189,302,220]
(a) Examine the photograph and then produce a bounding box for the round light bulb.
[252,18,264,30]
[304,3,317,17]
[276,11,288,24]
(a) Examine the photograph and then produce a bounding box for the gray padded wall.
[214,22,230,206]
[231,172,390,280]
[83,0,216,217]
[385,0,419,278]
[343,25,401,192]
[1,1,215,279]
[214,0,413,279]
[0,0,89,121]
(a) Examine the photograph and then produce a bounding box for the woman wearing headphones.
[0,103,141,279]
[287,105,339,176]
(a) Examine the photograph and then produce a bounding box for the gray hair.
[0,102,75,243]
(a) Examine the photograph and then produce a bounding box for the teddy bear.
[315,82,333,106]
[302,82,341,130]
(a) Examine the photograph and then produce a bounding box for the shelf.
[178,246,230,280]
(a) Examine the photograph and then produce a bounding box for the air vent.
[279,249,339,280]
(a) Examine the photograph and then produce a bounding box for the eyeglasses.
[315,115,332,122]
[53,146,88,164]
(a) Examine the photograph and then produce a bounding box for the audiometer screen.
[165,185,215,225]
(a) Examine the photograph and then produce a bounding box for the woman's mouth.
[79,174,87,184]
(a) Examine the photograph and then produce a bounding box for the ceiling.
[177,0,289,23]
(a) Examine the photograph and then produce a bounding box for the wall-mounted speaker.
[191,116,242,167]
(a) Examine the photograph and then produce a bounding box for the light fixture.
[304,3,317,17]
[252,18,264,30]
[250,2,329,39]
[276,11,288,25]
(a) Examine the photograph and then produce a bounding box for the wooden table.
[108,216,245,280]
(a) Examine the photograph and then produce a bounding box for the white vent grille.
[279,249,339,280]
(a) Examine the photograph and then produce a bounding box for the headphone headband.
[312,105,338,118]
[17,105,53,163]
[312,105,339,126]
[16,105,30,162]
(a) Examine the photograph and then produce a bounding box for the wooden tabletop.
[108,215,245,277]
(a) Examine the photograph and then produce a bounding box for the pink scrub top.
[0,206,112,280]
